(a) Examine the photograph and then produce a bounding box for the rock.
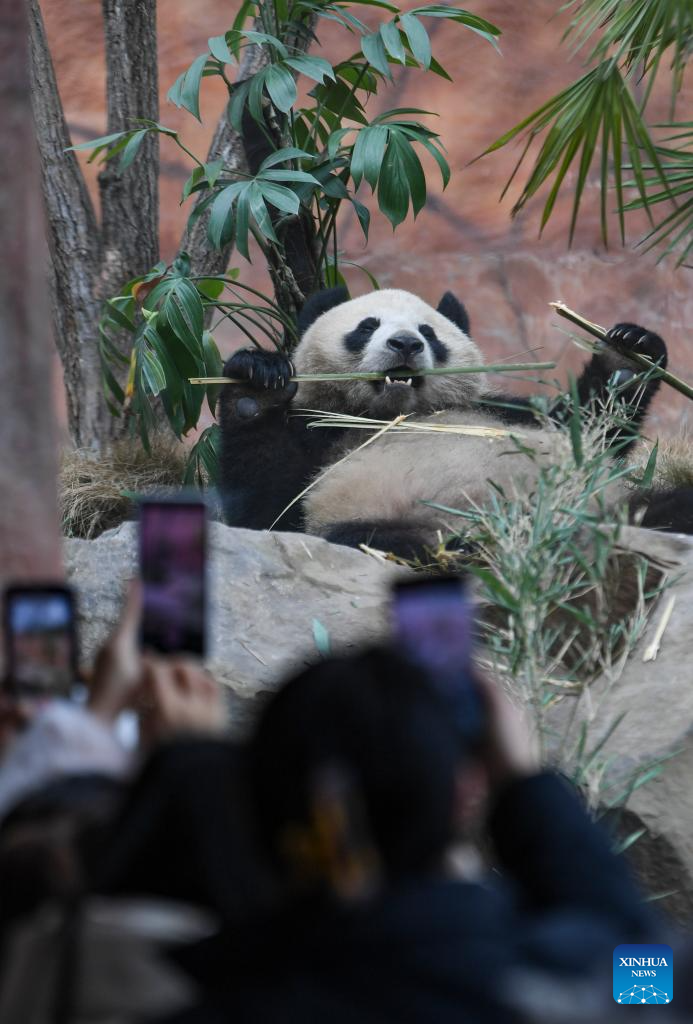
[547,526,693,926]
[65,521,405,732]
[65,521,693,924]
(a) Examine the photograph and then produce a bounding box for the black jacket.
[160,773,654,1024]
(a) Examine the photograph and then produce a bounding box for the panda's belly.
[302,410,572,536]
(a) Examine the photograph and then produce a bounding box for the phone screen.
[139,499,207,656]
[4,586,77,698]
[392,576,485,744]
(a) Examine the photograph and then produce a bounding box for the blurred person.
[89,656,270,925]
[0,585,230,938]
[157,648,660,1024]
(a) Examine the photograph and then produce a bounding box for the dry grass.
[630,432,693,490]
[60,435,187,539]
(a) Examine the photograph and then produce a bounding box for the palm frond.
[479,61,670,245]
[622,123,693,265]
[561,0,693,106]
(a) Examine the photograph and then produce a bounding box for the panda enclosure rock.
[66,520,693,924]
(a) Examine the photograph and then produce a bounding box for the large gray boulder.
[65,521,693,923]
[65,521,404,731]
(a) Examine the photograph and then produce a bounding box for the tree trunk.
[29,1,318,451]
[0,0,62,587]
[28,0,159,451]
[98,0,159,294]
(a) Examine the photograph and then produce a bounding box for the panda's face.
[293,289,485,417]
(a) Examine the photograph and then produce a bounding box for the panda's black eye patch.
[344,317,381,353]
[419,324,449,364]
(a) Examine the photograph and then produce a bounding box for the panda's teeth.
[385,376,392,385]
[406,378,412,386]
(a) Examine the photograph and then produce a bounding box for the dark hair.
[246,647,462,882]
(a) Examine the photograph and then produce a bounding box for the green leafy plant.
[74,1,501,481]
[477,0,693,258]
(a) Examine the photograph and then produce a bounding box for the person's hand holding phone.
[88,581,143,724]
[137,656,226,745]
[0,695,37,759]
[475,674,539,789]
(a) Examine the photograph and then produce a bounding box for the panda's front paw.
[221,348,297,421]
[606,323,667,371]
[225,348,295,391]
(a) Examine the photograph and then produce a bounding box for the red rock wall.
[43,0,693,435]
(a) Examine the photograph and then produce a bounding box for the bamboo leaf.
[259,182,301,216]
[380,20,407,64]
[207,181,247,249]
[119,129,148,171]
[140,347,167,396]
[208,34,235,64]
[400,14,431,68]
[285,54,336,84]
[248,183,279,243]
[263,64,297,113]
[312,618,331,656]
[362,31,392,77]
[179,53,210,122]
[351,124,389,189]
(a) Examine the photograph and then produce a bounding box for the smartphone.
[139,497,207,656]
[391,575,485,744]
[3,585,78,698]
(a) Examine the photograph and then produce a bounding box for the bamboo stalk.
[189,360,556,386]
[550,301,693,403]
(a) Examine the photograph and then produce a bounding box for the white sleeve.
[0,700,133,823]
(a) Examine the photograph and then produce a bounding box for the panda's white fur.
[291,290,577,543]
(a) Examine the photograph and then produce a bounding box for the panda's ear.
[437,292,470,336]
[297,287,350,337]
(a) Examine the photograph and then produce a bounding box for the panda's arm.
[217,349,334,531]
[549,323,667,450]
[483,323,667,444]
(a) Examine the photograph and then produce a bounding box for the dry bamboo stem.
[642,594,676,663]
[295,408,522,439]
[269,414,408,530]
[550,301,693,403]
[189,360,556,386]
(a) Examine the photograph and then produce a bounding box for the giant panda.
[218,286,690,557]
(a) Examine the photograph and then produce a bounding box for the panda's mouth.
[372,366,425,393]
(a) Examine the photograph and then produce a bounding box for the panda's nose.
[386,333,424,361]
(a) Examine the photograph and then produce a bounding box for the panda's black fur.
[218,287,692,557]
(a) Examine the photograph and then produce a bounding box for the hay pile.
[632,432,693,491]
[60,436,187,539]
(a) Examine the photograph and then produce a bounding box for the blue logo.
[613,944,673,1005]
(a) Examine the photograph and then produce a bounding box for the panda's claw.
[222,348,296,403]
[605,322,667,371]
